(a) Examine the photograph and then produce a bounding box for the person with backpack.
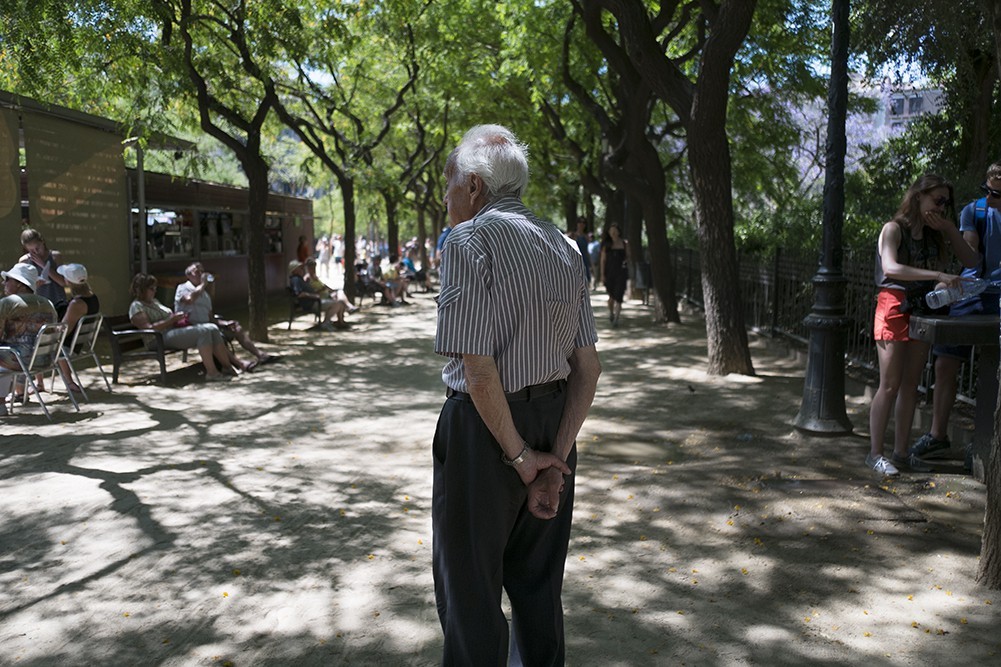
[911,163,1001,468]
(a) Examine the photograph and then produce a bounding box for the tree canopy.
[3,0,1000,368]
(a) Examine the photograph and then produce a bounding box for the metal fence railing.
[670,247,981,404]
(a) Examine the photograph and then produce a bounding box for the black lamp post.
[794,0,853,434]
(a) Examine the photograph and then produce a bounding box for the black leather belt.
[446,379,566,403]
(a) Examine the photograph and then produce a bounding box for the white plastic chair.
[0,322,77,421]
[58,313,112,402]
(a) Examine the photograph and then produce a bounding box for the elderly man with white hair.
[431,125,601,665]
[0,262,57,413]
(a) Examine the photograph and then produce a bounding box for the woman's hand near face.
[922,209,952,231]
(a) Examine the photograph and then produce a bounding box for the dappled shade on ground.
[0,293,996,665]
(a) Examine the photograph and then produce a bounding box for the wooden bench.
[107,319,188,384]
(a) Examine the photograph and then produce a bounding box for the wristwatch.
[502,443,530,467]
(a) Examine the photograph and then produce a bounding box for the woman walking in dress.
[600,223,629,327]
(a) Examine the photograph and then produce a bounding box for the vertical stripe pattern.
[434,197,598,393]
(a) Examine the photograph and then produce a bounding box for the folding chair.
[0,322,77,421]
[58,313,112,402]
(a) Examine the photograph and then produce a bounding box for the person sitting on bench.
[174,262,271,369]
[128,273,248,381]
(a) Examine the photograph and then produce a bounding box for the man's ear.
[468,174,484,197]
[468,173,485,201]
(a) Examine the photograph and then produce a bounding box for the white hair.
[449,124,530,198]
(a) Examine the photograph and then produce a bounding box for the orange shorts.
[873,288,910,341]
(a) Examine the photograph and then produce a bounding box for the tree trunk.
[628,139,679,323]
[689,119,754,375]
[244,156,270,342]
[416,206,429,270]
[622,192,643,266]
[341,177,357,300]
[976,319,1001,588]
[563,192,578,232]
[977,395,1001,587]
[383,189,399,259]
[687,1,756,376]
[604,137,680,322]
[987,0,1001,83]
[964,51,996,180]
[975,0,1001,592]
[588,0,756,371]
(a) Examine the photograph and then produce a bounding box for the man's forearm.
[552,345,601,462]
[463,354,526,461]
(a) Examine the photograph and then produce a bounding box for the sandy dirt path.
[0,291,997,665]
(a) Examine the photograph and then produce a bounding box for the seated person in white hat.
[55,263,99,393]
[174,262,271,368]
[0,262,57,412]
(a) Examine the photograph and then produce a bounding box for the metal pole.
[771,248,781,336]
[794,0,853,434]
[137,142,147,275]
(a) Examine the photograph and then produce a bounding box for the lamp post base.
[794,276,853,435]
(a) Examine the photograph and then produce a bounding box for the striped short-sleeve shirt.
[434,196,598,393]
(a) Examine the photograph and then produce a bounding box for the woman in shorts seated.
[128,273,245,382]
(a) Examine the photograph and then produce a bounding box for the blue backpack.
[951,197,994,315]
[969,197,990,279]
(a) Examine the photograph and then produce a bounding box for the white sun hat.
[2,262,40,292]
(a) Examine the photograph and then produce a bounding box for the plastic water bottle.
[925,278,989,309]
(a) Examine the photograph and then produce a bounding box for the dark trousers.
[432,388,576,667]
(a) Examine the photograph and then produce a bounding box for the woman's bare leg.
[892,341,930,457]
[198,344,222,378]
[870,340,906,458]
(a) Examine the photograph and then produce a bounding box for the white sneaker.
[865,453,899,477]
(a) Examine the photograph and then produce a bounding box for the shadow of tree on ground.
[0,293,996,665]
